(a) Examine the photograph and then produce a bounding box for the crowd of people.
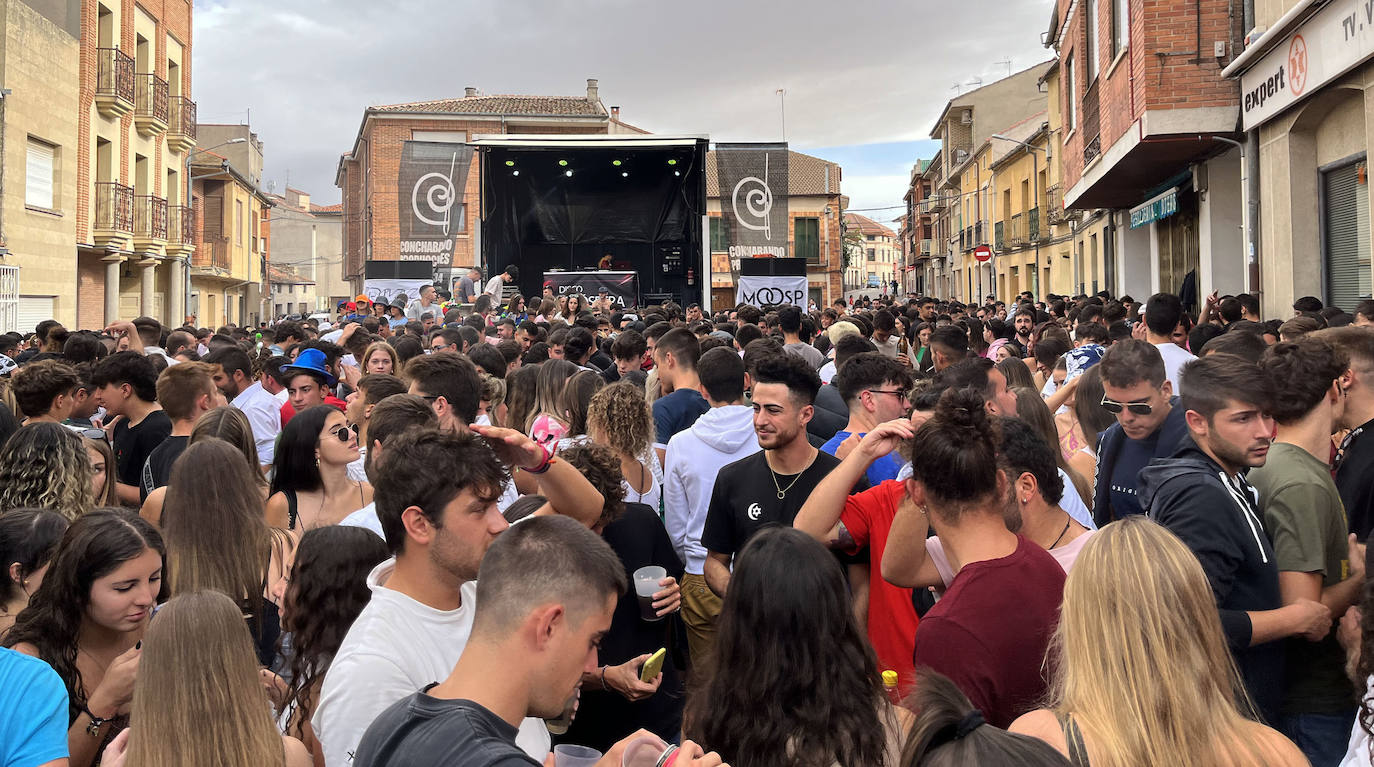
[2,282,1374,767]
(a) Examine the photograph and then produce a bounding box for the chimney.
[586,78,599,102]
[464,87,477,98]
[610,106,620,121]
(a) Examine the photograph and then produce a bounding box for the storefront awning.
[1130,187,1181,229]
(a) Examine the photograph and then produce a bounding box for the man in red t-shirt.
[795,420,919,697]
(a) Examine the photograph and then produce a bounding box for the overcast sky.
[194,0,1056,218]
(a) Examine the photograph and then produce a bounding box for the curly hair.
[3,509,165,723]
[685,527,891,767]
[278,526,389,740]
[0,422,93,520]
[558,443,626,528]
[586,382,653,459]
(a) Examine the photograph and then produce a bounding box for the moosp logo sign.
[740,286,806,306]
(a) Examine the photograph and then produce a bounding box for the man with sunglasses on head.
[1089,339,1190,526]
[823,353,913,485]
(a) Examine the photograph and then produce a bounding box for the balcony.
[167,96,197,154]
[192,236,231,272]
[166,205,196,257]
[1028,207,1043,242]
[974,221,985,246]
[1008,214,1026,247]
[994,221,1005,251]
[95,48,134,119]
[920,239,933,257]
[1082,81,1102,167]
[93,181,133,249]
[1046,186,1067,224]
[134,73,169,136]
[133,195,168,254]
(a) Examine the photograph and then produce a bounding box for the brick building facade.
[337,80,638,294]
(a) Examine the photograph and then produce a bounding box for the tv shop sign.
[1240,0,1374,129]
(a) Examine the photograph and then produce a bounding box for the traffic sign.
[974,245,993,263]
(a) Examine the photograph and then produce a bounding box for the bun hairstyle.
[908,387,1002,511]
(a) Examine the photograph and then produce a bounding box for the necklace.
[768,450,817,500]
[1049,515,1073,549]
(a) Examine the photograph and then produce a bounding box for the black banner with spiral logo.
[714,143,789,280]
[398,141,473,264]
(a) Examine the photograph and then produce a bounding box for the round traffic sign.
[974,245,993,263]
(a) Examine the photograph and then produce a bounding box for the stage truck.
[471,134,710,310]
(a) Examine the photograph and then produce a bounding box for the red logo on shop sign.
[1289,35,1309,96]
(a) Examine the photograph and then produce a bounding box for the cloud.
[192,0,1056,203]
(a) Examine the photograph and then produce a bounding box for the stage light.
[674,170,680,176]
[504,160,515,167]
[621,171,628,177]
[667,159,677,166]
[612,159,622,167]
[558,159,569,167]
[512,170,520,176]
[565,170,574,177]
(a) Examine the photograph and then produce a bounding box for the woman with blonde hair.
[1010,516,1306,767]
[105,590,311,767]
[1011,387,1093,513]
[360,341,398,376]
[0,422,92,520]
[587,382,661,509]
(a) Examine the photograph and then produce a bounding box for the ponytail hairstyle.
[906,387,1002,517]
[900,669,1070,767]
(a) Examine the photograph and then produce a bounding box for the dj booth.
[473,135,710,309]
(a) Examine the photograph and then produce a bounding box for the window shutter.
[1324,162,1372,311]
[26,140,54,209]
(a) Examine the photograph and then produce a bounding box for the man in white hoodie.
[663,346,758,667]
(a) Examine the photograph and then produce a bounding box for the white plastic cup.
[633,565,667,622]
[553,743,602,767]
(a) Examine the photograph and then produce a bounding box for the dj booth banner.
[398,141,473,263]
[736,275,808,307]
[714,143,790,276]
[543,271,639,309]
[362,278,433,308]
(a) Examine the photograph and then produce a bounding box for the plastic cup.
[633,565,667,622]
[554,744,602,767]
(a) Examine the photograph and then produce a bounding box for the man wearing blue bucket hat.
[280,347,345,424]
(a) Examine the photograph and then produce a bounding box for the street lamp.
[990,133,1047,300]
[184,138,247,324]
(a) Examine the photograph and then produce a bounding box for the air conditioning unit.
[960,110,973,125]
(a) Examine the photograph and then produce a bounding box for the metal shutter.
[25,140,53,209]
[17,295,54,332]
[1323,162,1371,312]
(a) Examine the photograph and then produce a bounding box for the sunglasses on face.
[325,423,359,443]
[1100,395,1154,416]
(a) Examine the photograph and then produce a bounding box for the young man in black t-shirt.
[140,361,224,501]
[353,516,725,767]
[702,352,865,597]
[92,351,171,506]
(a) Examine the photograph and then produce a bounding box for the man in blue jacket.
[1140,353,1330,724]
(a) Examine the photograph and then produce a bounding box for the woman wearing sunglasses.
[267,406,372,531]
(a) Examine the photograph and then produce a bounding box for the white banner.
[363,278,432,308]
[1240,0,1374,129]
[736,275,808,307]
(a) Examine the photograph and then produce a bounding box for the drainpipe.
[1242,0,1262,297]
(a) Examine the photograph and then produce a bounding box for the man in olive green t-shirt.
[1251,336,1365,767]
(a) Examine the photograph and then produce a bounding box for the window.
[709,217,727,252]
[411,130,467,143]
[1323,160,1372,312]
[794,217,820,262]
[251,216,259,252]
[26,139,54,209]
[866,234,875,241]
[866,248,876,261]
[235,200,243,245]
[1085,0,1099,81]
[1066,54,1078,130]
[1112,0,1129,57]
